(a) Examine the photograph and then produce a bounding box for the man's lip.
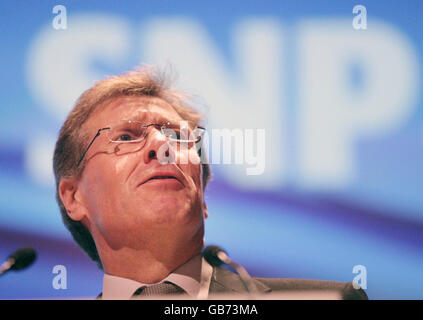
[138,171,183,186]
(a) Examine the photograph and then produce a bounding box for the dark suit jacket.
[209,266,368,300]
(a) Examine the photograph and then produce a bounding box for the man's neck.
[101,253,212,299]
[99,238,204,284]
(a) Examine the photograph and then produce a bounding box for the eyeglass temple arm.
[77,127,110,167]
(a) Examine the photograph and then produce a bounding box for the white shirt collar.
[102,254,212,300]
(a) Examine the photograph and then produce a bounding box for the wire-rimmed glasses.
[77,120,205,167]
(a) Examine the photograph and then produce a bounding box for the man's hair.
[53,66,211,268]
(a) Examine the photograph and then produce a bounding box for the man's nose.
[143,127,175,164]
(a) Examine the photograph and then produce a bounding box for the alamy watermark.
[352,264,367,289]
[352,5,367,30]
[156,122,266,176]
[52,5,67,30]
[52,265,67,290]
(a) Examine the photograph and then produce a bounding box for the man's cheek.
[174,147,188,165]
[174,146,200,165]
[114,155,135,175]
[187,165,203,190]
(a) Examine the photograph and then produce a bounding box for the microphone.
[203,245,259,296]
[0,248,37,276]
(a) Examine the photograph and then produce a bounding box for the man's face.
[75,96,207,253]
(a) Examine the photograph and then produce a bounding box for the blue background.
[0,0,422,299]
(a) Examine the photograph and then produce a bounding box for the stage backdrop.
[0,0,422,299]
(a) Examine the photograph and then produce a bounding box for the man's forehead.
[86,96,182,129]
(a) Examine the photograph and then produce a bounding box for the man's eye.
[111,132,138,142]
[118,134,133,141]
[111,127,146,142]
[162,128,182,140]
[169,131,181,140]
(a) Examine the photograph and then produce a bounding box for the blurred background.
[0,0,422,299]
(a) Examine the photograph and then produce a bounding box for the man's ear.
[203,202,208,219]
[59,177,88,222]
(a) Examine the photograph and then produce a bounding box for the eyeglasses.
[77,120,206,167]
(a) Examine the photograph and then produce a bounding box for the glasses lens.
[106,120,147,155]
[161,121,203,143]
[108,120,147,142]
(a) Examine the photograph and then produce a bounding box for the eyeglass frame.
[77,121,206,167]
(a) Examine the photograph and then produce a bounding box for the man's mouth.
[147,176,178,181]
[139,171,184,188]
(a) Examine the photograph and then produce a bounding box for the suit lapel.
[209,266,271,294]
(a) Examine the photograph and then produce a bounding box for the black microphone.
[203,245,259,296]
[0,248,37,276]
